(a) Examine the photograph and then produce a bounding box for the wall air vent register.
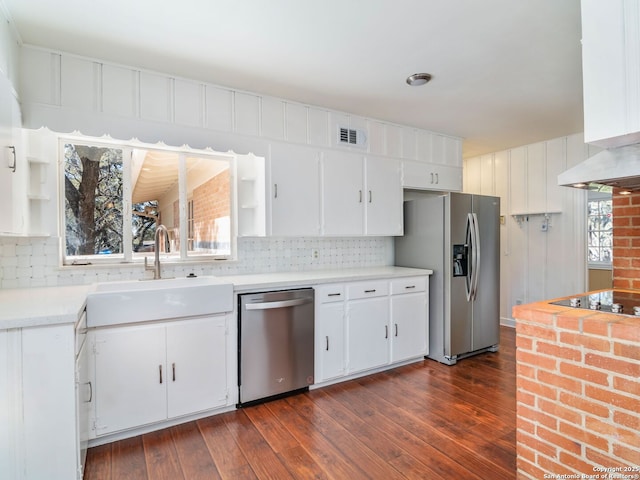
[338,126,367,148]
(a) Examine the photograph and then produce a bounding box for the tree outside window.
[62,139,234,264]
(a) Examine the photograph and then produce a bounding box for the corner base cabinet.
[90,314,231,438]
[314,275,429,385]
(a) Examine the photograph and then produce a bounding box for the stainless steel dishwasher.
[238,288,314,406]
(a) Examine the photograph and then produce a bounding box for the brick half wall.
[613,191,640,289]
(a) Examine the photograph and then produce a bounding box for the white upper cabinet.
[581,0,640,147]
[365,155,403,236]
[321,151,402,236]
[0,73,28,236]
[269,142,321,236]
[321,150,365,235]
[402,161,462,192]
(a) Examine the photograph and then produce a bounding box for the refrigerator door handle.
[465,214,474,302]
[471,212,481,301]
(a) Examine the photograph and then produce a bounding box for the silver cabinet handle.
[405,285,416,289]
[327,293,342,297]
[159,365,163,384]
[85,381,93,403]
[364,289,376,293]
[368,190,372,203]
[172,362,176,382]
[435,173,439,184]
[385,325,388,339]
[395,324,398,337]
[326,336,329,351]
[8,146,16,173]
[359,190,362,203]
[430,172,434,184]
[245,298,312,310]
[274,183,278,198]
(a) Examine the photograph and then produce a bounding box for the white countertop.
[0,284,94,329]
[0,266,432,330]
[219,266,432,292]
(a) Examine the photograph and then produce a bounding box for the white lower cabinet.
[91,315,229,437]
[314,275,429,385]
[390,277,429,363]
[314,284,346,382]
[0,323,82,480]
[346,281,390,374]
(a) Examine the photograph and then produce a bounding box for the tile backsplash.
[0,236,393,289]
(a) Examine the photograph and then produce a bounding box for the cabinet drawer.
[346,281,389,300]
[390,276,427,295]
[314,284,345,303]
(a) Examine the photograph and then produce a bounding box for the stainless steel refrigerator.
[394,192,500,365]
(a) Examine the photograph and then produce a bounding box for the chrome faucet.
[146,224,169,279]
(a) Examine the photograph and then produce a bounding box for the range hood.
[558,144,640,191]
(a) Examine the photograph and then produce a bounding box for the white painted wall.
[464,133,588,325]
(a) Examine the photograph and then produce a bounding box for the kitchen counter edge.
[0,266,433,330]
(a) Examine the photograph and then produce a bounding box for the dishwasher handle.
[245,297,312,310]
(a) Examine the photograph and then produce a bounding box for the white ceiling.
[3,0,584,158]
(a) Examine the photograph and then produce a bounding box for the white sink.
[87,276,234,327]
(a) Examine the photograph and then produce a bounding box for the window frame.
[58,135,237,266]
[586,191,613,270]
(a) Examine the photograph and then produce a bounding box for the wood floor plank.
[329,376,514,480]
[308,385,477,480]
[83,326,517,480]
[170,421,222,480]
[111,435,148,480]
[141,428,184,480]
[83,442,112,479]
[284,392,408,480]
[197,414,258,480]
[222,409,295,480]
[265,397,372,479]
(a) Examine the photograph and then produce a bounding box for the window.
[62,138,235,265]
[587,195,613,266]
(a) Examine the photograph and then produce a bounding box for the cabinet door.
[93,324,166,435]
[0,77,26,235]
[402,161,462,193]
[315,302,345,382]
[22,325,77,480]
[581,0,637,145]
[390,294,428,363]
[166,316,228,418]
[347,297,390,374]
[365,156,402,235]
[269,142,320,236]
[321,150,364,235]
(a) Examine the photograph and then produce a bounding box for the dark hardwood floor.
[84,326,516,480]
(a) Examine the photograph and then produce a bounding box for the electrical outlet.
[311,249,319,259]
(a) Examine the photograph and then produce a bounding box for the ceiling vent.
[338,126,367,148]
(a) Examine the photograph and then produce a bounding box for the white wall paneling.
[386,124,402,158]
[139,72,171,123]
[526,142,546,213]
[261,97,284,140]
[463,133,587,324]
[368,121,386,155]
[173,79,203,128]
[480,154,494,195]
[102,64,137,118]
[234,92,260,137]
[61,55,99,111]
[205,85,233,132]
[285,102,307,144]
[19,46,462,163]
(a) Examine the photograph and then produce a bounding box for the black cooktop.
[550,290,640,316]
